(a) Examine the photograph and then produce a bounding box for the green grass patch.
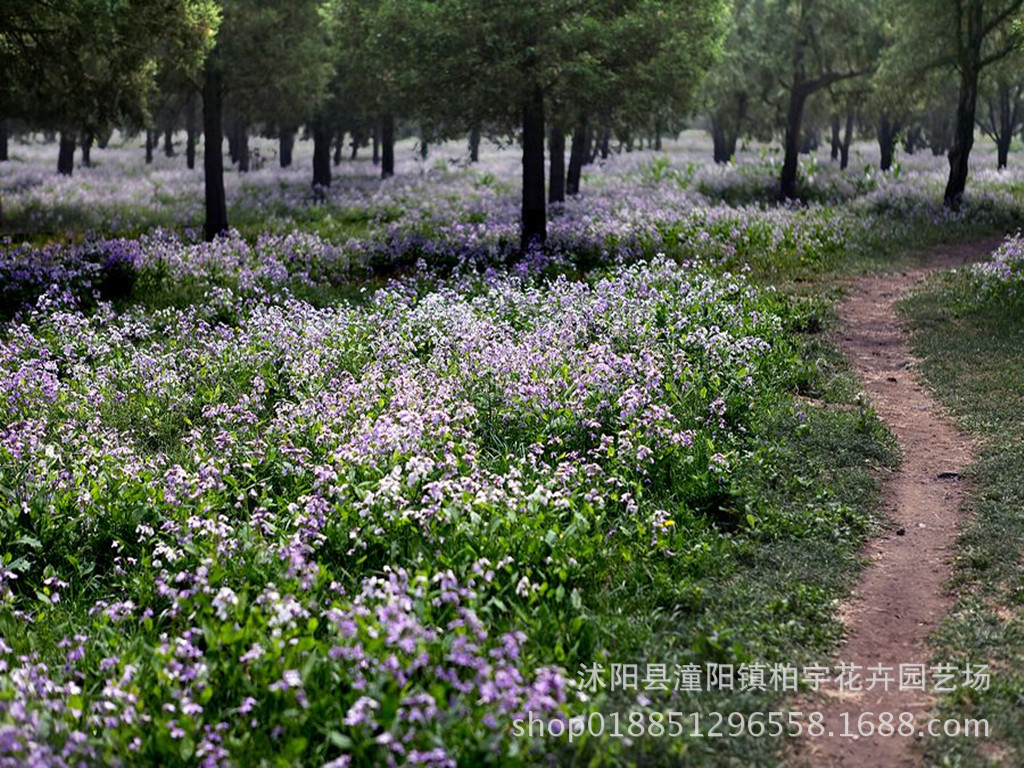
[901,275,1024,766]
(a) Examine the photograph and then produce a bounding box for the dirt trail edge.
[793,239,1000,768]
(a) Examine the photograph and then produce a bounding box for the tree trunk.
[521,85,547,250]
[780,87,808,199]
[599,114,611,160]
[81,129,93,167]
[585,124,599,165]
[163,128,174,157]
[145,130,155,164]
[280,126,295,168]
[312,119,331,188]
[904,126,921,155]
[840,109,855,170]
[372,125,380,165]
[0,119,8,162]
[226,121,238,164]
[548,125,565,204]
[945,64,980,208]
[202,48,228,241]
[186,94,197,170]
[878,116,897,171]
[830,117,841,161]
[998,136,1011,169]
[381,114,395,179]
[333,132,343,166]
[566,121,586,196]
[469,123,481,162]
[236,124,249,172]
[994,84,1013,170]
[58,131,76,176]
[711,119,736,164]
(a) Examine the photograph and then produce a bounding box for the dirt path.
[793,239,1000,767]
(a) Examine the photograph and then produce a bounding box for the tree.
[0,1,215,227]
[326,0,423,182]
[1,1,218,177]
[742,0,881,199]
[405,0,728,249]
[892,0,1024,206]
[701,0,766,164]
[977,61,1024,168]
[201,0,333,239]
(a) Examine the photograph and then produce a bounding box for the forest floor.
[793,238,1001,767]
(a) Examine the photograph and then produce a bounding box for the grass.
[901,277,1024,767]
[5,135,1022,762]
[0,235,903,764]
[568,307,899,765]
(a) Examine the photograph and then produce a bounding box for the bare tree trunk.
[711,118,737,164]
[0,119,9,162]
[226,120,237,164]
[993,84,1014,170]
[945,42,981,208]
[548,125,565,204]
[469,123,481,162]
[945,78,977,206]
[279,126,295,168]
[904,125,922,155]
[202,48,228,241]
[81,129,93,167]
[840,109,854,170]
[186,93,197,170]
[381,115,395,179]
[830,117,841,161]
[780,87,808,199]
[312,118,331,188]
[163,128,174,158]
[145,129,156,164]
[372,125,380,166]
[566,120,586,196]
[58,131,76,176]
[878,115,898,171]
[521,85,547,250]
[584,124,597,164]
[236,124,250,172]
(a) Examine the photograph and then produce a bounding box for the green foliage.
[0,0,219,132]
[902,268,1024,765]
[0,226,900,763]
[216,0,333,126]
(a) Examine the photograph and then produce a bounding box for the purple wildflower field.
[1,131,1022,765]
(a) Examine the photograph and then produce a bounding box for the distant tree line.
[701,0,1024,206]
[3,0,1024,242]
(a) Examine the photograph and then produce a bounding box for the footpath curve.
[796,239,1000,767]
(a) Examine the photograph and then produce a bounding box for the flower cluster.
[968,232,1024,304]
[0,249,792,763]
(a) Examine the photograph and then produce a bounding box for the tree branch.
[798,68,867,97]
[979,39,1019,68]
[981,0,1024,39]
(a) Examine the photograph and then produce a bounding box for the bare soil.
[792,239,1001,767]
